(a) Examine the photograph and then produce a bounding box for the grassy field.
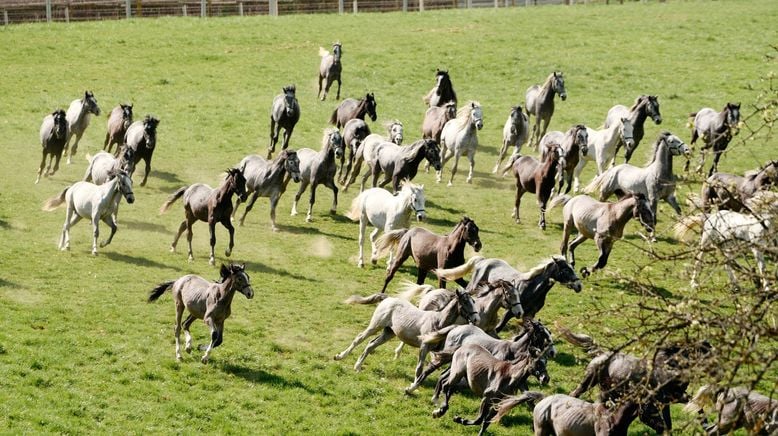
[0,1,776,434]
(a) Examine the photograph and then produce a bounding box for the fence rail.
[0,0,651,25]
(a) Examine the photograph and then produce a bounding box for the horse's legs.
[201,318,223,364]
[324,178,338,215]
[567,234,588,270]
[208,219,217,266]
[512,185,524,224]
[186,217,195,262]
[67,132,82,165]
[537,196,548,230]
[369,227,381,265]
[141,156,151,187]
[333,315,382,361]
[453,392,499,430]
[465,149,475,184]
[174,302,185,361]
[432,364,465,418]
[269,193,281,232]
[665,194,682,215]
[405,356,445,394]
[380,238,413,293]
[494,309,514,333]
[573,158,586,193]
[585,236,612,277]
[90,214,101,256]
[493,140,510,174]
[352,327,395,372]
[560,220,571,259]
[51,150,63,176]
[182,314,196,353]
[238,191,260,227]
[317,74,323,100]
[268,116,278,158]
[59,208,81,250]
[36,152,47,184]
[335,77,341,100]
[282,126,294,153]
[170,220,188,252]
[98,215,118,249]
[344,150,364,191]
[436,144,452,181]
[357,217,367,268]
[306,181,318,222]
[291,179,309,216]
[222,218,235,258]
[709,150,723,178]
[447,151,463,186]
[753,247,767,289]
[359,163,373,192]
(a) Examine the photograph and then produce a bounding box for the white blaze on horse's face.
[621,118,635,150]
[554,73,567,101]
[410,186,426,222]
[118,173,135,204]
[472,105,483,130]
[577,127,589,157]
[390,123,403,145]
[667,135,691,157]
[236,270,254,299]
[286,153,302,183]
[331,132,344,159]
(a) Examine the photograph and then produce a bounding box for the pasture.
[0,1,776,433]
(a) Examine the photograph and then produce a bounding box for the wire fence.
[0,0,655,25]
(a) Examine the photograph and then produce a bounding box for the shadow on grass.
[0,219,10,230]
[424,216,458,228]
[245,261,315,282]
[122,218,170,234]
[220,363,329,395]
[0,278,21,289]
[499,412,534,429]
[104,252,180,270]
[280,223,351,240]
[425,199,461,215]
[551,351,578,367]
[152,170,184,185]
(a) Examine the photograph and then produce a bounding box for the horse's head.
[620,117,636,161]
[509,105,524,126]
[113,170,135,204]
[662,132,690,158]
[550,256,582,292]
[325,128,344,160]
[386,120,403,145]
[646,95,662,124]
[573,124,589,157]
[84,90,101,116]
[424,139,442,171]
[522,318,557,359]
[365,93,378,122]
[454,288,479,326]
[444,101,457,120]
[226,167,248,202]
[470,102,483,130]
[332,41,342,60]
[282,150,302,183]
[120,146,136,175]
[120,104,133,129]
[282,84,297,117]
[52,109,68,139]
[726,102,741,132]
[434,69,450,87]
[143,115,160,149]
[756,160,778,189]
[403,181,426,221]
[630,192,655,234]
[519,347,550,386]
[490,279,522,318]
[461,216,482,252]
[221,263,254,299]
[552,72,567,101]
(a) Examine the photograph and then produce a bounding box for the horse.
[552,193,655,278]
[346,181,426,268]
[42,170,135,255]
[233,150,302,232]
[36,109,69,184]
[674,209,773,290]
[584,131,690,218]
[83,149,136,185]
[492,391,645,436]
[160,168,248,266]
[438,101,483,186]
[493,105,530,173]
[147,263,254,363]
[603,95,662,164]
[329,93,377,129]
[103,103,132,155]
[64,90,101,164]
[431,345,545,436]
[344,120,404,192]
[334,290,479,382]
[374,216,482,293]
[407,318,554,394]
[124,115,160,187]
[501,145,565,230]
[369,138,441,193]
[436,255,582,331]
[423,69,457,108]
[700,160,778,212]
[422,101,457,147]
[539,124,589,195]
[558,324,711,434]
[290,128,344,222]
[267,84,300,159]
[339,118,371,185]
[573,118,634,193]
[684,385,778,435]
[317,42,342,101]
[688,102,741,176]
[525,72,567,149]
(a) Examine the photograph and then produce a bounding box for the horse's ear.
[471,102,476,109]
[220,264,230,279]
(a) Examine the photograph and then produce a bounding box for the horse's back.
[296,148,318,180]
[173,274,211,317]
[124,121,145,148]
[525,85,541,112]
[604,104,630,128]
[183,183,214,217]
[693,108,717,132]
[40,114,54,144]
[87,151,116,184]
[65,99,82,127]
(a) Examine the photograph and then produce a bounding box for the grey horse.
[64,90,101,164]
[318,42,342,101]
[268,84,300,159]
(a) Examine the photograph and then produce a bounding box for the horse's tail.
[555,321,603,356]
[686,112,698,129]
[683,385,716,415]
[549,194,572,210]
[500,153,520,177]
[397,281,437,301]
[344,293,388,305]
[83,153,95,182]
[346,192,366,221]
[159,186,188,214]
[42,187,69,211]
[419,325,459,346]
[329,108,338,126]
[491,391,546,424]
[318,46,329,58]
[374,229,408,259]
[148,280,174,302]
[673,215,704,241]
[435,255,483,281]
[583,172,607,196]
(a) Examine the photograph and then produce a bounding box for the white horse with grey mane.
[438,101,483,186]
[572,118,634,193]
[64,90,101,164]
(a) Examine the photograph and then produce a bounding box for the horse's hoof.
[92,251,98,256]
[580,267,590,278]
[271,226,280,233]
[453,416,464,424]
[466,178,472,184]
[404,386,416,395]
[432,409,445,419]
[201,356,209,364]
[188,256,194,263]
[357,262,364,268]
[329,209,337,215]
[176,355,183,361]
[225,250,232,257]
[305,216,313,223]
[209,258,215,266]
[447,182,453,187]
[370,258,377,265]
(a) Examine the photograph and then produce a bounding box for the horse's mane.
[283,84,296,94]
[321,127,339,150]
[543,72,562,88]
[398,180,423,208]
[521,256,565,281]
[629,95,649,112]
[647,131,672,164]
[401,139,427,159]
[384,119,403,133]
[450,101,481,132]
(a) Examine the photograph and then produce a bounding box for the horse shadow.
[245,261,315,282]
[0,278,21,289]
[152,170,184,185]
[280,223,350,240]
[550,351,578,367]
[122,218,170,234]
[219,363,330,396]
[423,216,458,228]
[474,177,500,189]
[103,252,180,271]
[499,413,534,429]
[425,199,461,215]
[0,219,10,230]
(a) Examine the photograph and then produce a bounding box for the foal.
[502,145,565,230]
[148,263,254,363]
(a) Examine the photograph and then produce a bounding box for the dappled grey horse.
[124,115,160,187]
[339,118,371,185]
[64,90,101,164]
[370,138,441,193]
[493,105,529,173]
[701,160,778,212]
[604,94,662,163]
[330,93,377,129]
[36,109,69,184]
[525,72,566,149]
[268,84,300,159]
[104,103,133,155]
[688,102,741,176]
[291,128,344,222]
[318,42,342,101]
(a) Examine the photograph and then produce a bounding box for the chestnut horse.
[502,145,565,230]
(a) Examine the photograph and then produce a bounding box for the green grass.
[0,1,776,434]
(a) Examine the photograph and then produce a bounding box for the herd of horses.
[33,39,777,435]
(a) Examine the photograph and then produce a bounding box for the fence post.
[4,9,8,25]
[419,0,424,11]
[125,0,130,18]
[270,0,279,15]
[338,0,344,14]
[467,0,472,8]
[182,3,187,15]
[352,0,357,13]
[46,0,51,22]
[402,0,407,12]
[64,4,69,21]
[238,1,243,16]
[494,0,498,7]
[200,0,206,16]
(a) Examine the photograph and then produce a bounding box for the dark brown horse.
[540,124,588,195]
[318,42,342,101]
[330,93,377,129]
[160,168,248,266]
[423,69,457,108]
[701,160,778,212]
[374,216,482,293]
[36,109,69,184]
[502,146,565,230]
[104,103,133,154]
[422,101,457,148]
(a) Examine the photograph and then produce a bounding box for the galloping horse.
[573,117,634,193]
[64,90,101,164]
[502,145,565,230]
[160,168,248,265]
[604,95,662,163]
[438,101,483,186]
[268,84,300,159]
[339,118,371,185]
[36,109,69,184]
[330,93,377,129]
[539,124,588,195]
[318,41,342,101]
[148,263,254,363]
[493,105,529,173]
[42,170,135,255]
[423,101,457,146]
[346,120,404,191]
[124,115,160,187]
[370,138,441,193]
[291,128,344,222]
[423,69,457,108]
[688,102,741,176]
[104,103,133,154]
[701,160,778,212]
[374,216,482,292]
[525,72,567,149]
[684,385,778,435]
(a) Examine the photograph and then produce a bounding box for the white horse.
[438,101,483,186]
[42,170,135,255]
[493,105,529,173]
[584,131,690,218]
[573,118,634,193]
[64,90,101,164]
[675,210,773,290]
[346,181,426,268]
[344,120,404,191]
